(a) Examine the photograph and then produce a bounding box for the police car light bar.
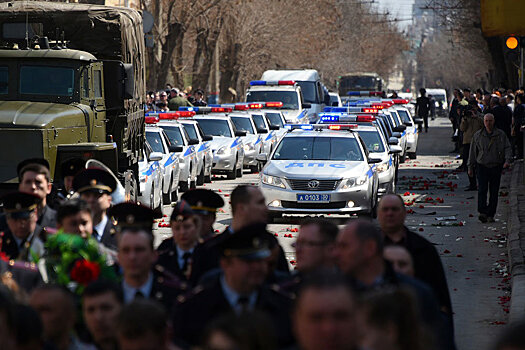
[265,101,283,108]
[356,115,376,122]
[249,80,296,86]
[390,99,410,104]
[327,124,358,130]
[179,106,233,113]
[347,91,383,96]
[145,116,159,124]
[284,124,314,131]
[248,103,264,109]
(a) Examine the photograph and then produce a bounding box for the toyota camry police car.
[177,118,213,184]
[258,124,380,221]
[230,112,264,173]
[186,108,246,179]
[138,140,163,210]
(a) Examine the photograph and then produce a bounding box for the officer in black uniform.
[73,168,118,250]
[0,258,43,294]
[109,202,189,310]
[157,201,203,287]
[181,188,224,242]
[0,192,45,262]
[57,157,86,202]
[172,223,294,349]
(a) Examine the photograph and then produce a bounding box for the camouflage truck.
[0,1,146,200]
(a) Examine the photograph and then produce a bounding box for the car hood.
[241,134,260,145]
[264,160,369,179]
[0,101,88,128]
[208,136,240,150]
[281,109,306,122]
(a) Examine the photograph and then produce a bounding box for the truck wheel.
[196,166,205,186]
[227,162,237,180]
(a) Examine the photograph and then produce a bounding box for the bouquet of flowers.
[40,232,117,295]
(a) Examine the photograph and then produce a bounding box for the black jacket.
[99,219,118,251]
[172,277,294,348]
[156,239,203,287]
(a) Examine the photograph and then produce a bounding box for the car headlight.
[376,162,389,173]
[261,173,286,188]
[341,175,368,189]
[217,146,231,155]
[244,143,255,152]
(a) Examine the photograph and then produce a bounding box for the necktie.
[134,290,145,299]
[181,252,192,278]
[237,296,250,314]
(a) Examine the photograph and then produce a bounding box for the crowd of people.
[145,84,207,113]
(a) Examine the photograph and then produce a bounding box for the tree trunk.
[484,36,511,88]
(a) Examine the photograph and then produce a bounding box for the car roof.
[194,115,230,120]
[157,120,182,127]
[355,124,379,132]
[261,69,320,81]
[145,125,163,132]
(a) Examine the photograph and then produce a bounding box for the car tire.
[268,212,282,224]
[399,153,406,163]
[236,165,243,178]
[179,181,189,192]
[196,166,205,186]
[157,184,164,211]
[149,187,155,209]
[162,179,171,204]
[408,152,417,159]
[170,187,178,202]
[227,161,237,180]
[250,165,259,174]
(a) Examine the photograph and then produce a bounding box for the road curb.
[508,160,525,322]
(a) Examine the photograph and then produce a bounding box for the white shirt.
[93,215,108,242]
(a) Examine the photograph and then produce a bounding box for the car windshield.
[252,114,267,131]
[182,124,199,140]
[397,109,412,124]
[146,131,165,154]
[197,119,232,137]
[329,94,339,106]
[265,112,284,127]
[296,81,319,104]
[273,137,363,161]
[389,111,402,125]
[20,65,75,96]
[161,126,185,146]
[246,91,299,109]
[357,130,385,153]
[231,117,255,134]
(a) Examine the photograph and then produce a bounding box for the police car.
[246,80,309,123]
[145,116,181,204]
[229,112,264,173]
[154,112,200,192]
[258,124,380,221]
[394,103,419,159]
[249,108,279,156]
[138,140,163,210]
[261,103,288,142]
[177,118,213,184]
[186,107,246,179]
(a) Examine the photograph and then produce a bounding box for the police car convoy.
[142,84,419,219]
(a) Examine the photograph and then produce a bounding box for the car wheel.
[250,165,259,174]
[408,152,417,159]
[227,161,237,180]
[162,179,171,204]
[196,166,205,186]
[268,212,282,224]
[157,183,164,211]
[236,165,243,178]
[179,180,189,192]
[399,153,406,163]
[149,187,154,209]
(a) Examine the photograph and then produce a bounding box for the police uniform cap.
[108,202,155,231]
[72,168,117,194]
[170,200,194,222]
[17,158,50,175]
[61,158,86,178]
[0,191,40,219]
[220,224,271,260]
[181,189,224,214]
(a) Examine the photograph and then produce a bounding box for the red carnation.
[70,260,100,286]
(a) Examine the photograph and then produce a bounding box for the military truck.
[0,1,146,200]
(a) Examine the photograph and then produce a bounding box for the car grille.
[287,179,341,191]
[281,201,347,209]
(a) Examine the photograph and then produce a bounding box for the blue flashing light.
[320,115,340,123]
[179,107,198,112]
[250,80,266,86]
[284,124,314,131]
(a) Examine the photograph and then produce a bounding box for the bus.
[338,72,384,96]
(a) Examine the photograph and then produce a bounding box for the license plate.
[297,194,330,203]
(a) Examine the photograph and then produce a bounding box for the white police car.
[262,107,288,142]
[138,140,163,210]
[258,124,380,221]
[249,109,279,156]
[394,104,419,159]
[145,116,181,204]
[194,112,245,179]
[177,118,213,184]
[230,113,264,173]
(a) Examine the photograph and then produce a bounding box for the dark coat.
[156,238,203,287]
[99,219,118,251]
[172,277,294,348]
[35,205,57,242]
[191,226,290,283]
[492,105,513,140]
[0,258,43,293]
[384,227,452,314]
[0,228,44,261]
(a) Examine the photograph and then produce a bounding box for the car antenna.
[25,12,29,49]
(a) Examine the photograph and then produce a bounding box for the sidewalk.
[508,160,525,322]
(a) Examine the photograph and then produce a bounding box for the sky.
[374,0,415,28]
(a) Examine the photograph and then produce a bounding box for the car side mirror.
[331,101,339,106]
[148,152,163,161]
[256,153,268,162]
[235,130,247,137]
[414,118,423,125]
[392,132,402,138]
[388,137,399,145]
[256,128,268,134]
[404,121,413,126]
[302,103,312,109]
[269,124,279,131]
[188,138,199,145]
[393,125,406,132]
[169,145,183,153]
[202,135,213,141]
[389,145,402,154]
[368,157,382,164]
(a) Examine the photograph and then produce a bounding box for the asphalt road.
[154,117,510,350]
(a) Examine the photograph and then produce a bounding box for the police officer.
[156,201,202,286]
[181,188,224,241]
[59,157,85,200]
[0,191,45,262]
[109,202,188,310]
[73,168,118,250]
[172,223,294,349]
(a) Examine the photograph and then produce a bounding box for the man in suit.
[172,224,294,349]
[157,201,202,286]
[181,188,224,242]
[0,191,44,262]
[73,168,118,250]
[110,202,188,310]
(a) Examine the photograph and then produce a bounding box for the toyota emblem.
[308,180,320,189]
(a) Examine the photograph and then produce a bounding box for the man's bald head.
[377,194,406,233]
